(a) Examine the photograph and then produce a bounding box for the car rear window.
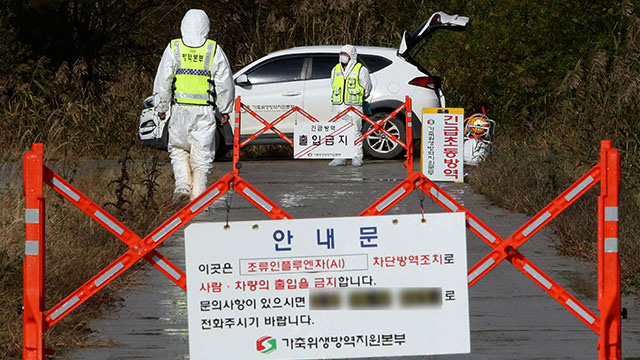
[247,56,305,85]
[359,54,392,73]
[310,55,337,79]
[310,53,392,79]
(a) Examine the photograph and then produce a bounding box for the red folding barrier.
[360,139,621,358]
[23,97,620,359]
[234,96,413,175]
[22,153,291,359]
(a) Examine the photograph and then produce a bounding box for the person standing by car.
[328,44,372,167]
[153,9,234,203]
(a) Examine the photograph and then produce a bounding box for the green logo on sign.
[257,336,277,354]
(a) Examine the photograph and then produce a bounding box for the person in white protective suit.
[153,9,235,203]
[328,45,372,167]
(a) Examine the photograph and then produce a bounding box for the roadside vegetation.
[0,0,638,357]
[0,157,174,359]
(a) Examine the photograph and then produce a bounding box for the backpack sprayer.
[463,107,495,166]
[138,96,170,150]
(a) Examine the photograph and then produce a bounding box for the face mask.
[340,55,350,64]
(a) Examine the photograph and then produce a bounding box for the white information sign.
[421,108,464,182]
[185,213,470,359]
[293,121,356,159]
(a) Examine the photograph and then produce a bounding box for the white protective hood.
[340,44,358,74]
[181,9,210,47]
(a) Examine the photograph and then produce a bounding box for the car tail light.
[408,76,435,89]
[429,14,441,26]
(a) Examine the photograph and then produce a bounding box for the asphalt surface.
[61,159,640,360]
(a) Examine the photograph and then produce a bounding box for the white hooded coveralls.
[330,44,372,160]
[153,9,235,199]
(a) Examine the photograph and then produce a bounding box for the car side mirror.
[235,74,251,86]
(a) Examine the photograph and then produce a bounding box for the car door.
[236,56,306,136]
[301,54,336,122]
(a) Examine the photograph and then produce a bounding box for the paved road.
[64,159,640,359]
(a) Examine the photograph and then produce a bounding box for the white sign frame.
[421,108,464,182]
[185,213,470,359]
[293,120,356,159]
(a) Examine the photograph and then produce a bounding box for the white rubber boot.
[191,171,209,200]
[170,147,193,202]
[172,186,191,204]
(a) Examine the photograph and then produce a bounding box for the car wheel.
[362,112,406,159]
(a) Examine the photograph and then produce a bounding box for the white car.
[139,12,469,159]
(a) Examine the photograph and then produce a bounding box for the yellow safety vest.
[170,38,217,105]
[331,63,365,105]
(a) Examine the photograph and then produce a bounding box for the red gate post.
[233,96,242,175]
[403,96,414,177]
[598,140,621,359]
[23,143,46,360]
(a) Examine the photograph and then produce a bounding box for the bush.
[468,12,640,293]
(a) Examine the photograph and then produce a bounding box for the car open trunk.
[397,11,470,107]
[397,11,470,62]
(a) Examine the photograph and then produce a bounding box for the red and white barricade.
[23,95,620,359]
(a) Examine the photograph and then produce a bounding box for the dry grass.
[209,0,401,68]
[0,59,153,162]
[0,156,174,359]
[469,136,640,294]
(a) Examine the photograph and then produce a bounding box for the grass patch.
[469,134,640,294]
[0,154,174,359]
